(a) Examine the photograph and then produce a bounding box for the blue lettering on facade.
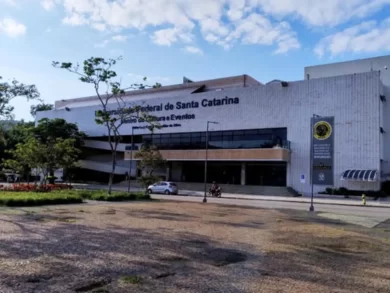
[105,97,239,125]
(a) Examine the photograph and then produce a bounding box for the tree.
[53,57,160,195]
[30,103,54,118]
[4,137,80,185]
[33,118,85,148]
[53,138,81,184]
[0,76,39,119]
[4,137,47,183]
[0,121,34,163]
[135,144,166,194]
[33,118,85,183]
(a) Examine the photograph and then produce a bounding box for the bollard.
[362,193,366,206]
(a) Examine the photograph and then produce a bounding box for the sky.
[1,0,390,121]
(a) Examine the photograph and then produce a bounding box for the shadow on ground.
[0,204,389,293]
[0,211,259,293]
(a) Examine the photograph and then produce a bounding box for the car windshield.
[169,183,177,186]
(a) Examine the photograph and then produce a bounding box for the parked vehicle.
[147,181,179,195]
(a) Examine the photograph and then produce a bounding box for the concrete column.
[165,164,171,181]
[241,163,246,185]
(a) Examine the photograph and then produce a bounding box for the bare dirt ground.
[0,201,389,293]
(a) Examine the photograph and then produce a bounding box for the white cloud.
[112,34,128,42]
[45,0,390,53]
[184,46,204,55]
[0,18,26,38]
[62,13,88,26]
[91,22,106,31]
[40,0,56,11]
[47,0,303,53]
[248,0,390,27]
[151,28,193,46]
[314,18,390,57]
[212,13,300,54]
[227,0,246,21]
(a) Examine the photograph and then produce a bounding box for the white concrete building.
[305,55,390,181]
[36,57,389,193]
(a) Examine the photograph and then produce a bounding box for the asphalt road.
[151,194,390,220]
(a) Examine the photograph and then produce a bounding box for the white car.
[147,181,178,195]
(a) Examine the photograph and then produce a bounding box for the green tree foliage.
[4,137,80,185]
[2,119,85,183]
[30,103,54,118]
[33,118,85,148]
[53,57,160,194]
[135,144,166,193]
[0,76,40,119]
[4,137,46,182]
[0,121,34,155]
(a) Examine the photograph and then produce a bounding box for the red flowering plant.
[0,183,72,193]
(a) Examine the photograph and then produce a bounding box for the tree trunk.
[49,169,55,184]
[108,151,117,195]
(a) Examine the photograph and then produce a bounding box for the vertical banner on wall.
[311,116,334,185]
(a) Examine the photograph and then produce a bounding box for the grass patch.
[75,190,151,202]
[119,275,142,284]
[0,191,83,207]
[0,189,151,207]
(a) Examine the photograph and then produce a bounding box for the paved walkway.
[72,183,390,208]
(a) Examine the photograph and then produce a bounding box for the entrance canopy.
[341,169,378,182]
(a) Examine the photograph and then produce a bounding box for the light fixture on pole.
[127,126,135,194]
[310,114,321,212]
[203,121,219,203]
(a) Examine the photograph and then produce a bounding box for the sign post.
[310,115,335,211]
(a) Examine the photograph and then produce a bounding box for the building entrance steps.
[118,180,293,196]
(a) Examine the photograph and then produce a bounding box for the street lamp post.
[203,121,219,203]
[127,126,135,194]
[310,114,320,212]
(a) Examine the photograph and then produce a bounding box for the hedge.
[0,190,151,207]
[0,191,83,207]
[320,187,387,198]
[75,190,151,201]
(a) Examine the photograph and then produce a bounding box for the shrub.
[320,187,387,198]
[287,187,302,197]
[0,189,151,207]
[77,190,151,201]
[0,183,72,193]
[325,187,333,195]
[0,191,82,207]
[338,187,349,195]
[381,181,390,195]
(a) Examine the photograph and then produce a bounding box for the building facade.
[36,58,388,193]
[305,55,390,180]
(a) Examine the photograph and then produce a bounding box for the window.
[139,127,287,150]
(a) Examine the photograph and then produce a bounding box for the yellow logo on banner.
[314,121,332,140]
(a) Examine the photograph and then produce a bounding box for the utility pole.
[127,126,135,194]
[203,121,219,203]
[310,114,320,212]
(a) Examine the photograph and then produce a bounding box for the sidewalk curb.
[174,193,390,208]
[74,185,390,208]
[217,196,390,208]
